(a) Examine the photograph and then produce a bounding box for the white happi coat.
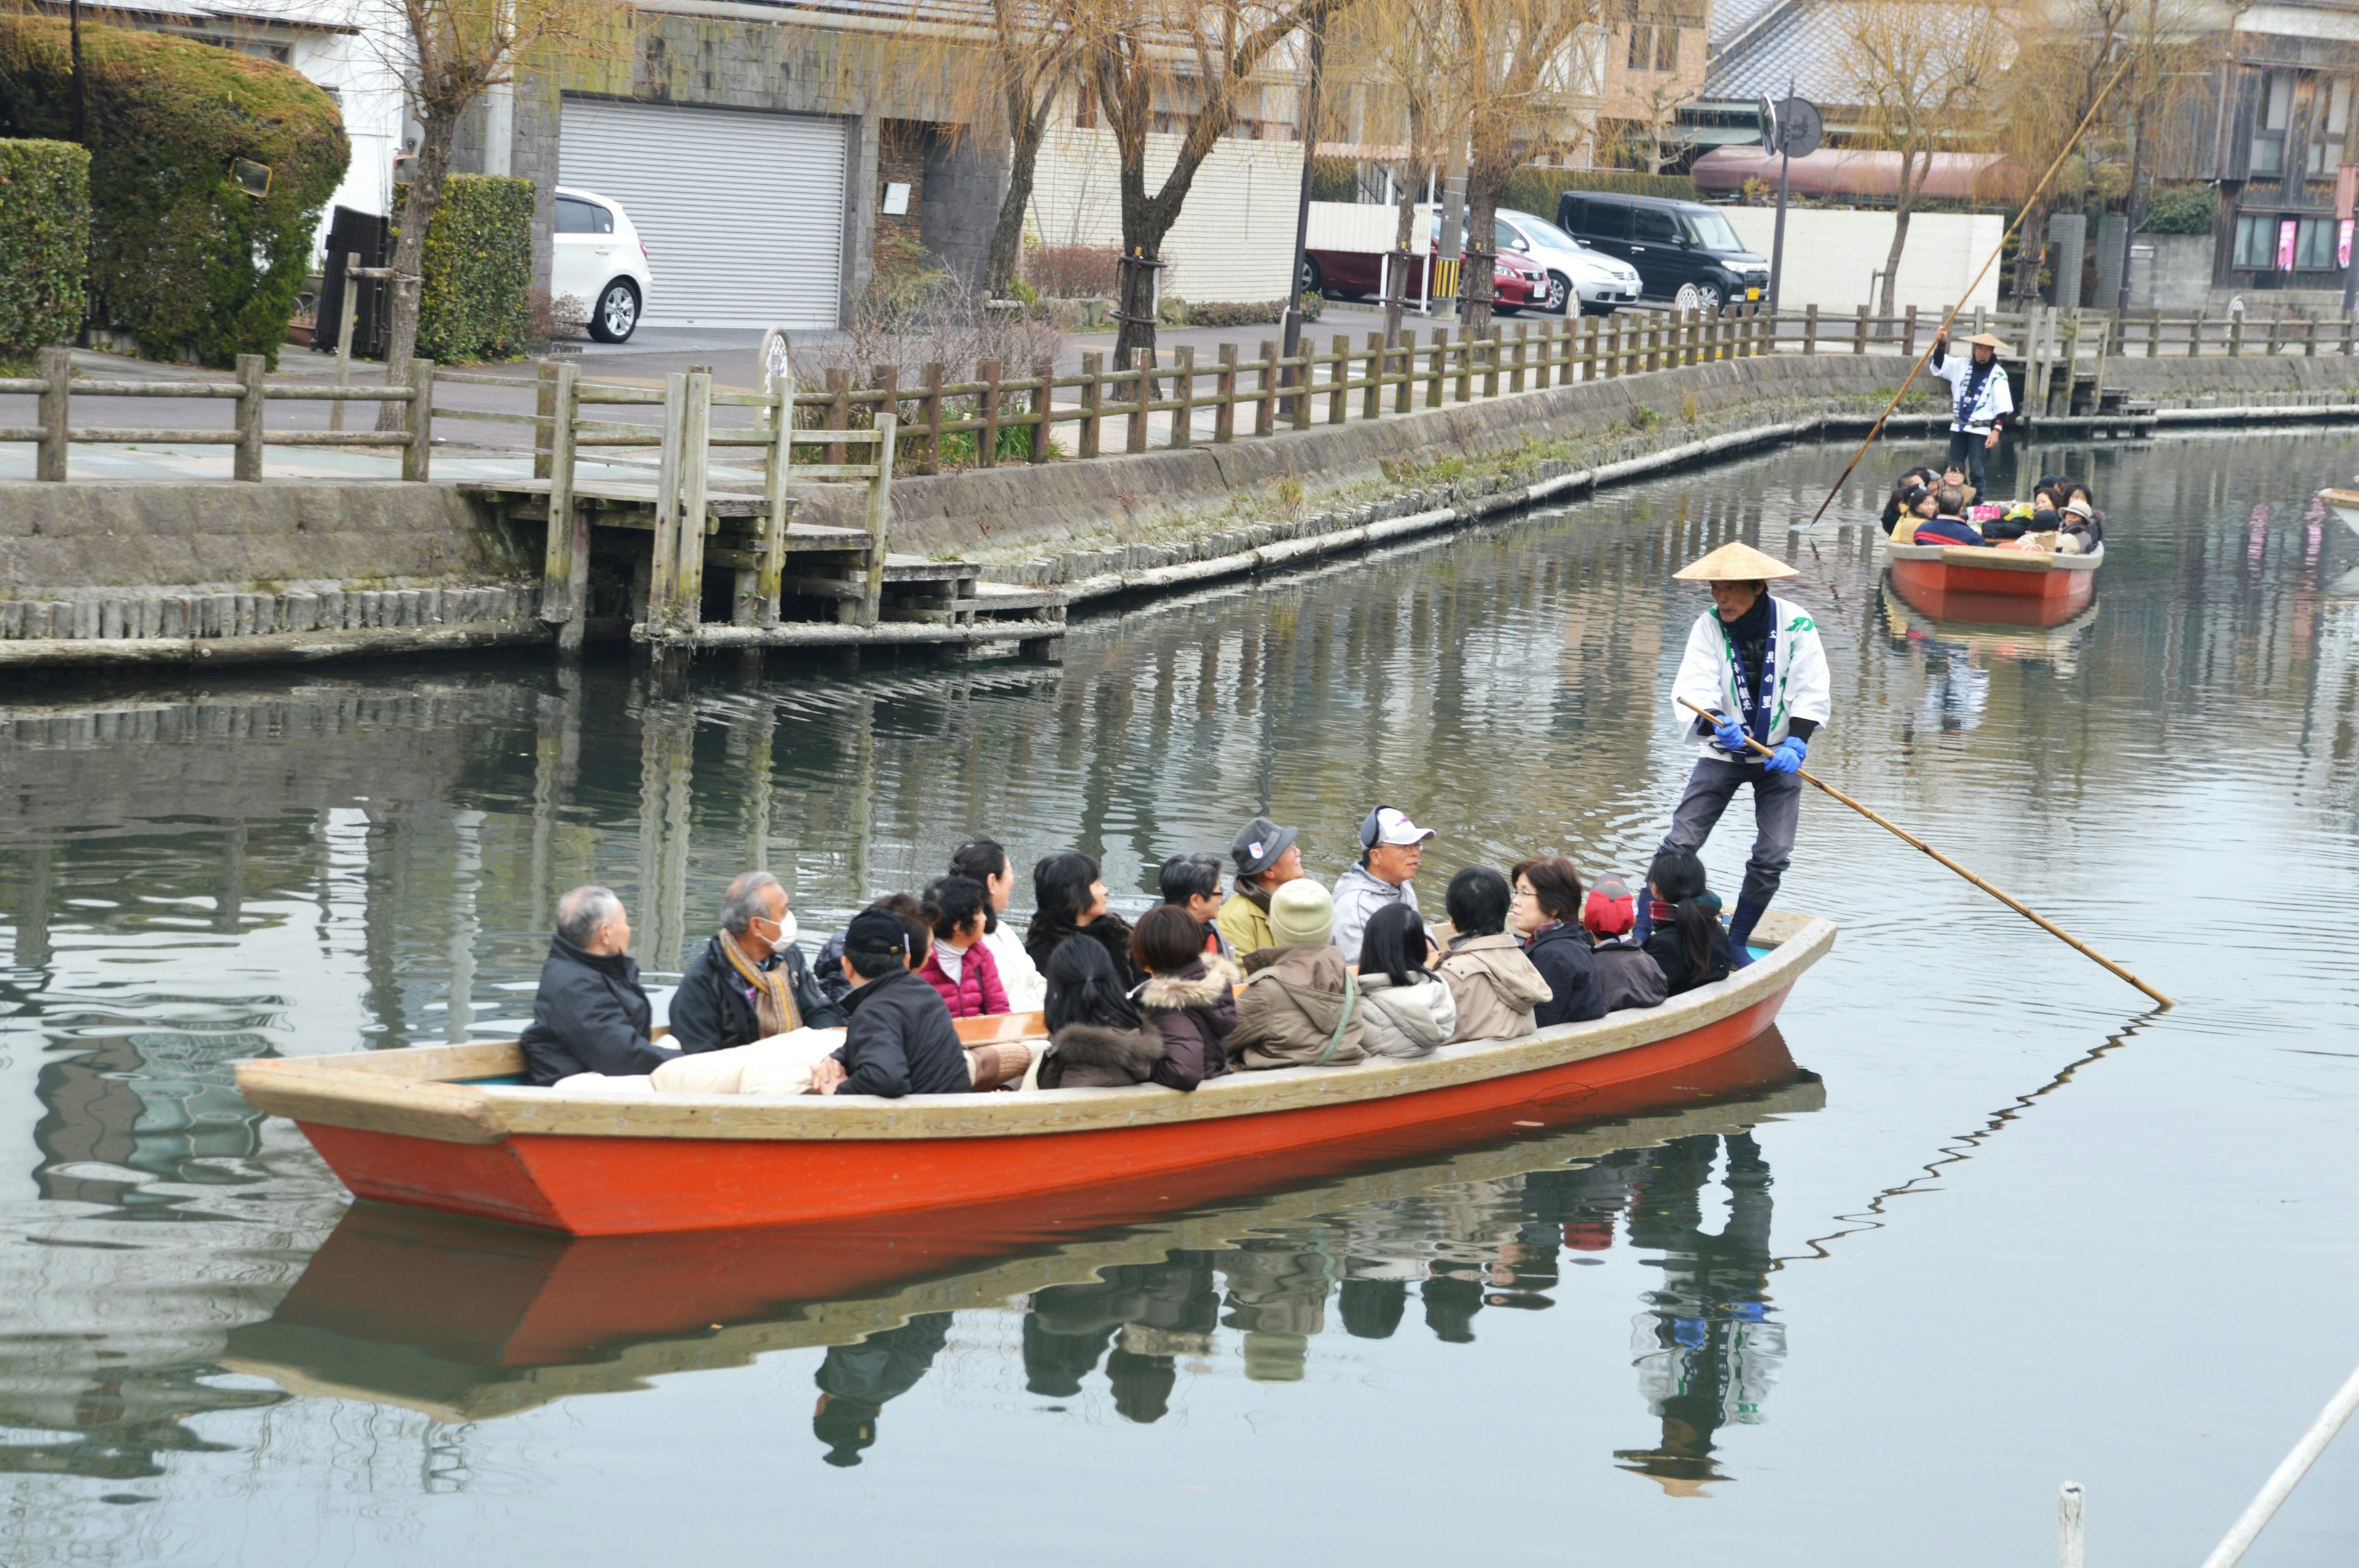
[1670,595,1831,760]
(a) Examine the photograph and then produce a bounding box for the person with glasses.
[1507,856,1606,1026]
[1331,806,1436,962]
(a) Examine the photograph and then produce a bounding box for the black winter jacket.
[518,936,681,1085]
[832,967,972,1098]
[1645,919,1732,996]
[1524,922,1608,1028]
[668,935,846,1054]
[1024,911,1141,987]
[1591,935,1670,1011]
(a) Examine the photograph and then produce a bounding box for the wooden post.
[2266,314,2283,357]
[2148,308,2162,359]
[759,365,792,628]
[541,361,582,630]
[533,359,557,481]
[649,371,687,628]
[1258,340,1280,435]
[1481,328,1501,398]
[1170,346,1195,447]
[1079,352,1103,457]
[1032,357,1057,461]
[36,344,69,482]
[1215,343,1237,443]
[233,353,267,482]
[1393,329,1415,412]
[1455,332,1476,402]
[2189,309,2204,358]
[1363,332,1383,418]
[978,358,1002,467]
[921,362,944,474]
[1427,327,1448,406]
[1288,341,1312,431]
[1853,304,1869,355]
[402,359,434,482]
[2228,310,2245,357]
[1326,333,1349,424]
[672,370,713,633]
[329,251,359,434]
[1508,323,1527,393]
[824,368,849,465]
[1581,316,1598,381]
[1130,348,1154,451]
[859,413,899,628]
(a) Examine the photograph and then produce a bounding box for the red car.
[1304,214,1556,314]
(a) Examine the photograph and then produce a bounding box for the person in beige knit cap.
[1228,879,1366,1071]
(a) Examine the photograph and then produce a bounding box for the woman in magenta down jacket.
[917,875,1011,1018]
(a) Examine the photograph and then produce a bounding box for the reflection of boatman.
[1663,541,1831,965]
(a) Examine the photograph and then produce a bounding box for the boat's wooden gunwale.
[1883,539,2104,574]
[238,913,1831,1147]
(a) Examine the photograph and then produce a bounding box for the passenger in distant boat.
[1158,852,1235,962]
[1036,937,1167,1088]
[810,909,972,1097]
[1355,902,1458,1058]
[2059,487,2103,550]
[1127,904,1238,1089]
[1909,487,1994,548]
[520,885,681,1086]
[815,890,936,1007]
[1229,879,1368,1069]
[1580,873,1669,1011]
[1509,855,1607,1027]
[1887,484,1938,541]
[1435,865,1553,1043]
[916,875,1009,1018]
[1640,847,1732,995]
[1331,806,1435,961]
[668,871,844,1056]
[1218,815,1305,957]
[1941,461,1978,510]
[952,837,1046,1012]
[1880,467,1939,533]
[1025,851,1140,986]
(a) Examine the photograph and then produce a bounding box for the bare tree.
[1330,0,1463,346]
[1843,0,2009,317]
[1455,0,1605,335]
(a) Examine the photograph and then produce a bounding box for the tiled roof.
[1703,0,1858,104]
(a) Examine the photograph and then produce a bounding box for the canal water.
[2,431,2355,1566]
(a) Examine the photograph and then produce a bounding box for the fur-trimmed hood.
[1038,1022,1166,1089]
[1138,956,1240,1011]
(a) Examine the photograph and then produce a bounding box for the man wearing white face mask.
[669,870,847,1054]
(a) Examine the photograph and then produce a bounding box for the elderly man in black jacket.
[519,886,681,1086]
[670,871,845,1054]
[810,909,972,1098]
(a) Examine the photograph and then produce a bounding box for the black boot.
[1726,895,1769,968]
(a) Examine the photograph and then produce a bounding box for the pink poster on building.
[2341,219,2353,269]
[2279,219,2299,270]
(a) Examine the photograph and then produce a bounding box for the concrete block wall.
[0,585,542,644]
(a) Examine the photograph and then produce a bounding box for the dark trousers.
[1946,428,1990,494]
[1658,758,1802,910]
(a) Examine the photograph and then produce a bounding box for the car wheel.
[1547,272,1575,314]
[1299,255,1324,297]
[1673,282,1704,311]
[1695,282,1724,313]
[590,279,640,343]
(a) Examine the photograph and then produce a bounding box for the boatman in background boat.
[1928,327,2014,497]
[1661,541,1831,967]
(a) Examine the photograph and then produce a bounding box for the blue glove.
[1711,716,1750,753]
[1764,736,1807,774]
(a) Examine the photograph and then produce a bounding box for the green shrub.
[1501,168,1700,216]
[404,174,535,363]
[0,138,89,360]
[0,15,346,367]
[2142,184,2218,236]
[1309,155,1361,203]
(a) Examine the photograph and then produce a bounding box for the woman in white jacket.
[1661,540,1829,967]
[1353,903,1458,1058]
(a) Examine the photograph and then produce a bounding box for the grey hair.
[555,884,623,948]
[721,870,783,935]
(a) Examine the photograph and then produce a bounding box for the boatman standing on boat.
[1928,327,2014,496]
[1661,541,1831,967]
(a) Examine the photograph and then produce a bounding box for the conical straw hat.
[1673,539,1799,582]
[1966,331,2013,352]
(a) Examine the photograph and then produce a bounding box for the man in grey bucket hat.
[1218,815,1302,957]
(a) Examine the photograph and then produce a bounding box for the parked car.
[552,185,654,343]
[1304,210,1555,314]
[1493,208,1643,316]
[1554,192,1769,313]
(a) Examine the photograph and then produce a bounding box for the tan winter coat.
[1437,934,1552,1043]
[1229,944,1366,1070]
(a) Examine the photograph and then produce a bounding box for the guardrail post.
[1130,349,1155,450]
[1393,329,1415,411]
[402,359,434,481]
[1853,305,1868,356]
[649,371,687,630]
[1328,333,1350,423]
[2343,313,2356,356]
[1802,302,1818,356]
[542,361,584,640]
[1079,352,1103,458]
[1581,316,1598,381]
[1258,340,1280,434]
[1170,347,1195,447]
[36,345,69,482]
[1426,327,1449,405]
[859,413,898,628]
[329,251,360,434]
[920,362,944,474]
[2228,310,2245,357]
[2189,309,2204,358]
[234,354,267,482]
[978,358,1002,467]
[1363,332,1384,415]
[1031,357,1056,461]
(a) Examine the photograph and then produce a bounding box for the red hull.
[1888,556,2095,627]
[300,988,1793,1238]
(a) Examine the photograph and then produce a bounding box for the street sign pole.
[1762,87,1821,316]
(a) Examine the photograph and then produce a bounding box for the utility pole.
[1281,13,1328,368]
[68,0,85,143]
[2114,0,2154,315]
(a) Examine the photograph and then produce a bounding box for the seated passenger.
[1129,903,1238,1090]
[1941,462,1978,509]
[952,837,1046,1012]
[1640,848,1732,996]
[1037,937,1166,1088]
[916,875,1009,1018]
[669,871,845,1055]
[1888,485,1938,541]
[1879,467,1939,533]
[2059,496,2102,553]
[1909,486,1994,548]
[1580,874,1669,1011]
[1218,816,1304,956]
[1355,902,1457,1058]
[814,891,933,1007]
[519,886,680,1086]
[1509,855,1606,1027]
[1434,865,1553,1042]
[1331,806,1434,961]
[1025,851,1140,986]
[810,910,973,1097]
[1229,880,1367,1069]
[1158,852,1235,962]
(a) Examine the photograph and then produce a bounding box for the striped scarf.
[719,928,799,1039]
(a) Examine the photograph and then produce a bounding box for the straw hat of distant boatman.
[1671,539,1798,582]
[1965,330,2012,353]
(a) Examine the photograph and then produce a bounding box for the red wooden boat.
[235,912,1834,1238]
[1884,537,2102,628]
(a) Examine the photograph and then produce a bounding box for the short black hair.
[1158,852,1223,906]
[1359,901,1432,987]
[924,875,988,942]
[1043,937,1140,1032]
[1132,903,1206,974]
[843,907,917,980]
[1032,851,1101,927]
[1444,865,1512,938]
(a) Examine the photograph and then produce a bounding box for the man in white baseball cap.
[1331,805,1436,961]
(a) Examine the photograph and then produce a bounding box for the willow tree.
[1329,0,1465,348]
[370,0,621,427]
[1081,0,1355,361]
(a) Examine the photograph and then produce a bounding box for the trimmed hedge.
[404,174,535,363]
[0,138,89,360]
[0,14,346,367]
[2141,184,2218,236]
[1501,168,1700,214]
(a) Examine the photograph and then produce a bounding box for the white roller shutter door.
[560,99,846,329]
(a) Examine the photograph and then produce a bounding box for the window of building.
[2309,77,2352,175]
[1656,25,1679,71]
[2233,213,2275,268]
[1628,23,1653,70]
[2297,216,2337,267]
[2251,68,2293,176]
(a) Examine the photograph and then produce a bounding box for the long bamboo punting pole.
[1799,54,2138,531]
[1678,697,2173,1007]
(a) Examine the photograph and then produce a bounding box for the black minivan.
[1556,193,1770,312]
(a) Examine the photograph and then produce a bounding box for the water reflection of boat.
[1877,578,2101,672]
[1883,537,2102,627]
[221,1032,1823,1429]
[234,914,1834,1236]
